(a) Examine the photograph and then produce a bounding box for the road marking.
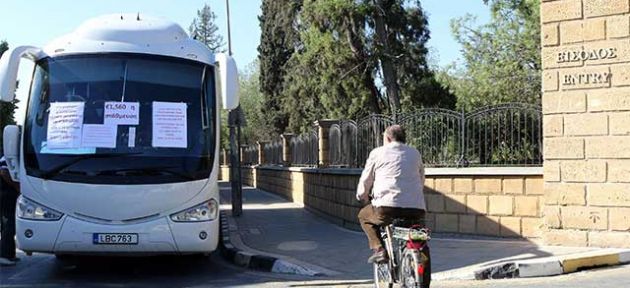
[562,254,620,273]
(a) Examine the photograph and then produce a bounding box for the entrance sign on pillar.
[541,0,630,248]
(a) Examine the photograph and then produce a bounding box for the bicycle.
[373,219,431,288]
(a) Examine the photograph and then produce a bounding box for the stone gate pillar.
[281,133,295,166]
[240,145,247,165]
[541,0,630,247]
[314,120,338,167]
[257,141,268,165]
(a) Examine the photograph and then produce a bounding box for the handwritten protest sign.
[152,102,187,148]
[104,102,139,125]
[47,102,85,149]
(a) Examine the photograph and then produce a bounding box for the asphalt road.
[0,251,308,288]
[2,250,629,288]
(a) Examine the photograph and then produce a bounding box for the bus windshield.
[23,53,216,184]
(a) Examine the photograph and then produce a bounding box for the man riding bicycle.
[356,125,430,285]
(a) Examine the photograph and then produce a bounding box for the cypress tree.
[257,0,302,134]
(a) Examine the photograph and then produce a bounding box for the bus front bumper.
[16,215,219,255]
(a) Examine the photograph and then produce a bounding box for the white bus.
[0,14,239,255]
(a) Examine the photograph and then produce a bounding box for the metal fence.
[464,103,542,166]
[242,144,259,165]
[233,103,541,168]
[330,121,358,167]
[263,138,283,165]
[329,103,542,167]
[291,130,319,166]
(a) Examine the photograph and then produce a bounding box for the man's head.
[383,125,406,144]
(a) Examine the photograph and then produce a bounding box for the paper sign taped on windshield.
[82,124,118,148]
[104,102,139,125]
[40,141,96,155]
[152,102,187,148]
[47,102,85,149]
[128,127,136,148]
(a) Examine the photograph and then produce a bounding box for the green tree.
[189,3,225,53]
[239,60,274,143]
[256,0,453,135]
[441,0,541,111]
[369,0,455,110]
[281,0,381,133]
[280,0,453,133]
[0,41,18,152]
[257,0,303,134]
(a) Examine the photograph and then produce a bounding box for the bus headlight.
[17,196,63,221]
[170,199,218,222]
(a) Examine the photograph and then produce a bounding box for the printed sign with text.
[152,102,187,148]
[82,124,118,148]
[104,102,140,125]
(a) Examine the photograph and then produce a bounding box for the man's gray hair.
[385,125,406,143]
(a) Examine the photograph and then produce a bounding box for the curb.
[218,211,322,276]
[473,249,630,279]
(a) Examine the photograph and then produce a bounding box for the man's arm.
[356,150,377,202]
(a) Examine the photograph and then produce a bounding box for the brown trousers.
[358,204,426,249]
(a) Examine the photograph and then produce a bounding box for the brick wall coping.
[227,165,543,176]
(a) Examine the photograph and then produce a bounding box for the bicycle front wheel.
[373,262,393,288]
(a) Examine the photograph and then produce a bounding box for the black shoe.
[367,249,388,264]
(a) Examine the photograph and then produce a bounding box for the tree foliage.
[257,0,302,134]
[189,3,225,53]
[0,41,18,153]
[239,60,275,143]
[439,0,541,111]
[281,0,378,133]
[365,0,456,111]
[258,0,454,134]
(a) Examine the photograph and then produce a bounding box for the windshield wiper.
[97,166,196,181]
[39,152,142,180]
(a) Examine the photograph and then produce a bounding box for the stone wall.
[541,0,630,247]
[221,166,544,239]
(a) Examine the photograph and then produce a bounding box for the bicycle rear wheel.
[400,249,424,288]
[373,262,393,288]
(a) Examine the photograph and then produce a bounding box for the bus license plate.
[93,233,138,245]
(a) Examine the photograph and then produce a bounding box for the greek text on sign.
[152,102,187,148]
[47,102,85,149]
[104,102,139,125]
[557,48,617,64]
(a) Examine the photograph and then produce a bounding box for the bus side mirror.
[0,45,44,102]
[3,125,21,181]
[215,53,239,110]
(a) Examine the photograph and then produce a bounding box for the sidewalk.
[218,183,628,281]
